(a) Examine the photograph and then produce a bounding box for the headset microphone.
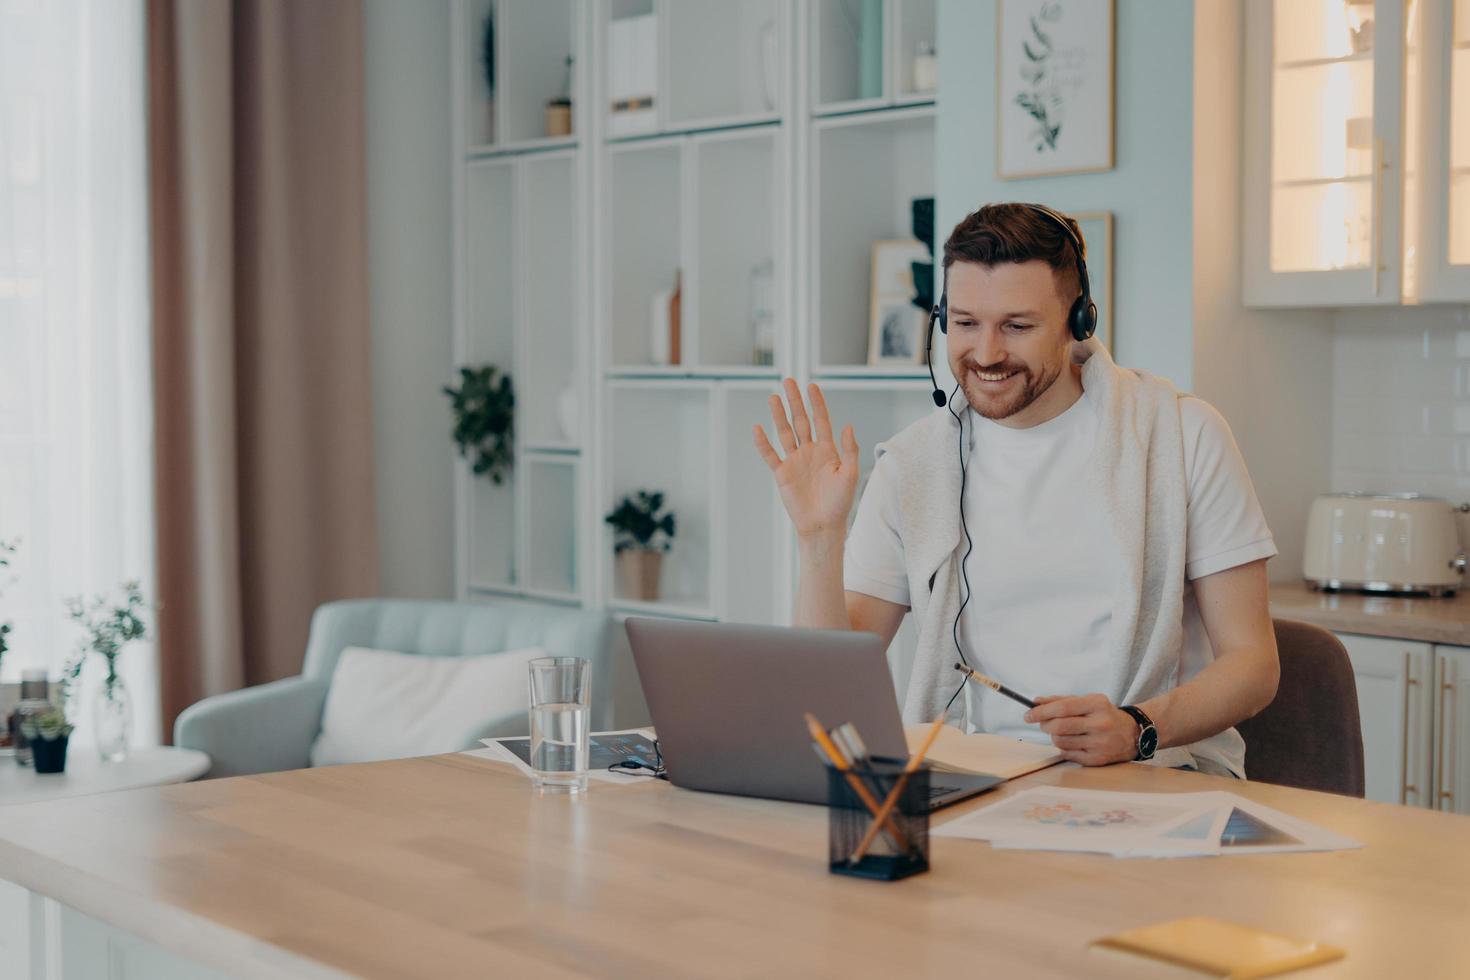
[925,296,947,407]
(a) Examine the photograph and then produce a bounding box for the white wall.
[1332,305,1470,503]
[364,0,455,598]
[1190,0,1335,584]
[936,0,1197,387]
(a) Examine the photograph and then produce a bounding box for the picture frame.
[1073,210,1113,353]
[867,239,932,366]
[996,0,1115,179]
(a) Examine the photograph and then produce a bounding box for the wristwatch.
[1119,705,1158,761]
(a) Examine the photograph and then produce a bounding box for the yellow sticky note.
[1091,916,1345,979]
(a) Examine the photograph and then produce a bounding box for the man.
[753,203,1278,776]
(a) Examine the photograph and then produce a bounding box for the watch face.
[1139,725,1159,758]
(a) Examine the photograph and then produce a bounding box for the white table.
[0,746,210,806]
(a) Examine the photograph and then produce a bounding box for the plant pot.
[545,100,572,138]
[32,734,69,774]
[616,548,663,602]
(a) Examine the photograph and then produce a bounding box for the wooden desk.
[1,755,1468,979]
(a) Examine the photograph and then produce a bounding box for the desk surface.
[1,755,1468,979]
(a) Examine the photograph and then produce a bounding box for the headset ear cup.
[1070,298,1098,342]
[938,294,948,335]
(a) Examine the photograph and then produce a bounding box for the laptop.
[624,617,1002,808]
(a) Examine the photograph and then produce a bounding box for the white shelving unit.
[452,0,940,629]
[811,0,936,115]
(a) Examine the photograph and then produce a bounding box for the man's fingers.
[769,393,798,454]
[808,383,836,444]
[1039,716,1091,737]
[839,424,858,473]
[1023,696,1087,724]
[753,425,782,471]
[1050,734,1093,751]
[783,378,813,446]
[1059,749,1103,767]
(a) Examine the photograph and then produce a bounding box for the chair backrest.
[1237,618,1365,797]
[300,597,632,731]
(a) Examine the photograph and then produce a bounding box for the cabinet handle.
[1371,137,1385,297]
[1403,651,1418,804]
[1441,660,1457,809]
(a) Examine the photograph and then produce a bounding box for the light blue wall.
[937,0,1196,388]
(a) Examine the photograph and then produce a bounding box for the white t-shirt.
[843,388,1277,776]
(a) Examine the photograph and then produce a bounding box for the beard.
[956,355,1064,421]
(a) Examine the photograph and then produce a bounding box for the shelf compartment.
[606,384,712,612]
[812,0,887,110]
[459,0,498,148]
[893,0,936,101]
[811,108,935,372]
[464,160,516,368]
[1272,0,1375,66]
[605,0,659,139]
[1270,58,1375,184]
[521,152,581,446]
[666,0,783,129]
[692,129,781,369]
[1269,179,1373,272]
[524,456,579,597]
[467,471,517,590]
[496,0,577,146]
[607,140,683,369]
[720,383,784,624]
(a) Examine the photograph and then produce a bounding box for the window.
[0,0,156,748]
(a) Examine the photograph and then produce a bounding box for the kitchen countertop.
[1270,581,1470,646]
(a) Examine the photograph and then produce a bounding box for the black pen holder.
[827,757,930,881]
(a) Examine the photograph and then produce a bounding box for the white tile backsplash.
[1333,306,1470,504]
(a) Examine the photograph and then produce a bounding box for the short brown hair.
[942,202,1084,302]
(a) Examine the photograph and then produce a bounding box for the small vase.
[32,734,68,774]
[93,674,133,763]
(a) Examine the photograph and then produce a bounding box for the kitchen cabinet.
[1243,0,1407,307]
[1435,644,1470,814]
[1412,0,1470,301]
[1337,633,1435,805]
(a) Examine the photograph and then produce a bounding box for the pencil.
[847,714,947,865]
[804,713,909,852]
[954,662,1037,709]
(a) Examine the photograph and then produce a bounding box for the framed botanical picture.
[868,239,931,366]
[996,0,1115,179]
[1073,211,1113,352]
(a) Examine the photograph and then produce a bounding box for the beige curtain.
[149,0,380,741]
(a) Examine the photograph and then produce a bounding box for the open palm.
[753,379,861,538]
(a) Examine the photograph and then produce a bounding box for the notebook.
[1092,916,1345,978]
[904,724,1064,780]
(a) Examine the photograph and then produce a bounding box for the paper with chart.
[463,728,659,785]
[933,787,1362,858]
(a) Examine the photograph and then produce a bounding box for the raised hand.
[753,379,861,540]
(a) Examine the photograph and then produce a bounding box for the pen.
[954,662,1038,710]
[804,713,910,852]
[847,713,947,865]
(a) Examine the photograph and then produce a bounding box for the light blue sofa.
[174,597,643,777]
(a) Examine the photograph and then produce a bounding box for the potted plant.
[605,491,676,601]
[65,580,151,763]
[21,704,73,774]
[444,365,515,485]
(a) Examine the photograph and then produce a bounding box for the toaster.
[1303,493,1468,596]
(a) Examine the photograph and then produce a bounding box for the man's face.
[944,259,1075,425]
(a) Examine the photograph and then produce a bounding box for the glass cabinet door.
[1244,0,1407,306]
[1415,0,1470,300]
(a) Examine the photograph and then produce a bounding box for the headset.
[922,203,1094,703]
[924,203,1096,408]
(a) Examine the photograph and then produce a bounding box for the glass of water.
[527,656,590,793]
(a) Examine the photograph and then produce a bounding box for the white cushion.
[309,645,546,767]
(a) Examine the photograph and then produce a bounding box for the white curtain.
[0,0,157,751]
